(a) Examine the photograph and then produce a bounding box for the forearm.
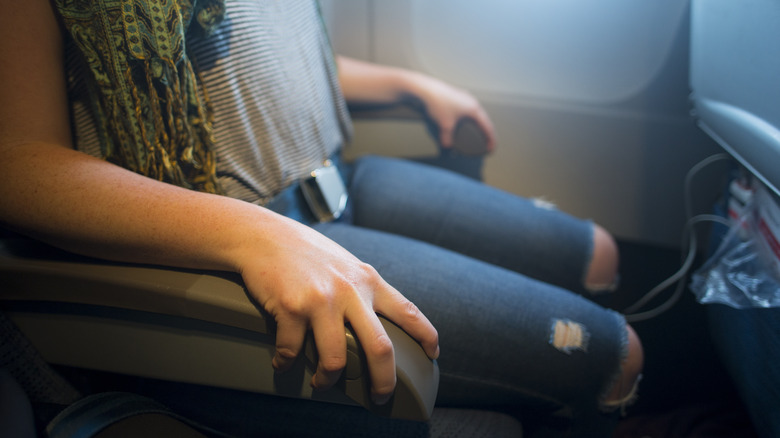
[336,55,429,104]
[0,142,279,274]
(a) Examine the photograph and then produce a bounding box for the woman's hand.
[236,215,440,404]
[409,73,497,152]
[336,56,497,153]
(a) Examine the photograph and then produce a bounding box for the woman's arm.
[336,55,497,151]
[0,0,438,404]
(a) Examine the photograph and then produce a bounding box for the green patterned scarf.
[55,0,226,194]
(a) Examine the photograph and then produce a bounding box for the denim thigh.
[277,155,628,433]
[347,155,595,294]
[313,221,627,432]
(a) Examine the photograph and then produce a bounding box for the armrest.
[348,100,490,157]
[0,237,438,422]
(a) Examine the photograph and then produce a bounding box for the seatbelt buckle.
[300,160,348,222]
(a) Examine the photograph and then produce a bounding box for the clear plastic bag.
[691,193,780,309]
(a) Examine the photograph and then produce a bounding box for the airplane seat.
[0,103,522,437]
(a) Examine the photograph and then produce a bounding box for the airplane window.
[409,0,689,104]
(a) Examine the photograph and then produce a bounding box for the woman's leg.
[314,221,631,434]
[347,156,619,295]
[343,155,641,420]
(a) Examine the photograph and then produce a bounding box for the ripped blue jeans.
[274,154,629,435]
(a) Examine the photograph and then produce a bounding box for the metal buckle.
[300,160,348,222]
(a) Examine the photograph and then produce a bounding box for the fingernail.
[310,373,330,390]
[272,356,292,374]
[372,392,392,406]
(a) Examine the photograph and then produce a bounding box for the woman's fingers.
[276,300,395,404]
[471,106,497,152]
[310,311,348,390]
[346,303,397,405]
[272,317,308,373]
[271,279,438,406]
[349,280,440,404]
[374,286,440,360]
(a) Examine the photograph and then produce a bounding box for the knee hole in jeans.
[584,225,620,294]
[602,324,644,411]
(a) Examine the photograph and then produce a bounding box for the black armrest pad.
[348,101,490,156]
